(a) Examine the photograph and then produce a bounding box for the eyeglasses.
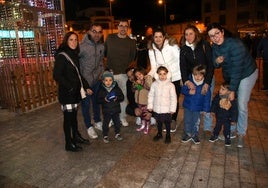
[118,25,128,28]
[209,31,221,39]
[91,30,102,34]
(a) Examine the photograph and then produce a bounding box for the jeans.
[232,69,258,136]
[114,74,128,120]
[184,108,201,137]
[203,76,215,131]
[81,81,101,129]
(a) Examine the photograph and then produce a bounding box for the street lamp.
[158,0,167,26]
[109,0,114,16]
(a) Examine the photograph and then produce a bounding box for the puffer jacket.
[147,78,177,114]
[212,37,257,91]
[79,34,104,86]
[148,38,181,82]
[181,75,211,112]
[97,82,124,115]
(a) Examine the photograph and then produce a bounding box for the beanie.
[102,71,114,81]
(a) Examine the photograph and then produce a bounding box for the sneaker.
[218,134,225,141]
[136,117,141,126]
[115,133,123,141]
[209,135,219,142]
[150,117,156,125]
[181,134,192,143]
[87,127,98,139]
[103,136,109,144]
[108,120,113,128]
[237,135,244,148]
[230,132,236,139]
[170,120,177,133]
[225,139,231,147]
[121,119,129,127]
[94,122,103,131]
[192,136,200,144]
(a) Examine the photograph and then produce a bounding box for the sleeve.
[53,54,73,91]
[147,83,155,110]
[181,84,190,96]
[115,85,124,102]
[203,41,214,85]
[148,49,157,78]
[169,84,177,113]
[180,47,190,84]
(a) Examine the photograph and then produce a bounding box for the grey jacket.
[79,34,104,87]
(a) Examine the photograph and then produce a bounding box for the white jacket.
[148,39,181,82]
[147,79,177,114]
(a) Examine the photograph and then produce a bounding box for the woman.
[180,24,214,136]
[148,27,181,133]
[53,31,90,152]
[207,23,258,148]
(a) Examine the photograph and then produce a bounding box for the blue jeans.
[81,81,101,129]
[232,69,258,136]
[184,108,201,137]
[203,76,215,131]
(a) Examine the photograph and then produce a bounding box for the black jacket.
[180,40,214,85]
[53,48,89,104]
[97,82,124,115]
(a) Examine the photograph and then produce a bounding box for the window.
[237,11,250,22]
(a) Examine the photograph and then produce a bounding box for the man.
[257,31,268,91]
[104,18,137,126]
[79,23,104,139]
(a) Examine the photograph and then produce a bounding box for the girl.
[133,67,153,134]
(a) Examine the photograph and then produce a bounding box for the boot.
[65,141,82,152]
[165,134,171,144]
[143,123,150,135]
[74,132,90,144]
[136,124,145,131]
[153,132,163,141]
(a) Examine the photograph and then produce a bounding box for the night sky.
[64,0,201,34]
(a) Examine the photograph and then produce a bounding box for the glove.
[106,91,116,102]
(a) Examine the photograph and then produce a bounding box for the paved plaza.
[0,86,267,188]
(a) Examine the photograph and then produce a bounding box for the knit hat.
[102,71,114,81]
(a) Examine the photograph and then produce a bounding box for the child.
[181,64,211,144]
[209,82,238,146]
[148,66,177,143]
[97,71,124,143]
[133,67,153,134]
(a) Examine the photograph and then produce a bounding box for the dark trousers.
[172,80,181,121]
[263,61,268,89]
[213,119,231,139]
[63,110,78,144]
[102,112,121,137]
[154,113,172,135]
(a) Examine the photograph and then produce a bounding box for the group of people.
[53,19,260,152]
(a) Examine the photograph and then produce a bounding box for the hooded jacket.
[79,34,104,87]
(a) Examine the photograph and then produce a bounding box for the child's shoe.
[136,124,145,131]
[192,136,200,144]
[115,133,123,141]
[103,136,109,144]
[181,134,191,143]
[209,135,219,142]
[225,138,231,147]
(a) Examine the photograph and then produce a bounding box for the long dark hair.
[57,31,80,55]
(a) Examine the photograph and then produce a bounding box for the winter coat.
[212,37,257,91]
[147,78,177,114]
[181,75,211,112]
[97,82,124,115]
[257,37,268,62]
[79,34,104,87]
[53,48,89,105]
[148,38,181,82]
[211,93,238,122]
[180,40,214,85]
[134,75,153,105]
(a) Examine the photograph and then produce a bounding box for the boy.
[97,71,124,143]
[181,64,211,144]
[209,82,238,146]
